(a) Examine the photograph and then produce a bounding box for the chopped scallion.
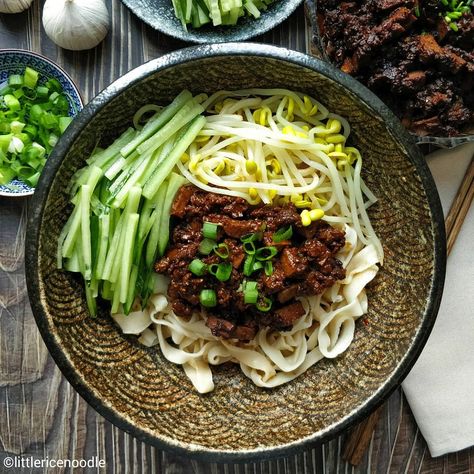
[256,296,272,312]
[189,258,207,276]
[200,289,217,307]
[255,246,278,261]
[272,225,293,243]
[213,242,229,259]
[199,238,216,255]
[203,221,219,239]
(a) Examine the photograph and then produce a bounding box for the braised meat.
[155,186,346,342]
[317,0,474,136]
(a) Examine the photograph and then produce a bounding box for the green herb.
[199,238,216,255]
[189,258,208,276]
[213,242,229,259]
[203,221,219,240]
[255,246,278,261]
[200,289,217,308]
[0,66,72,187]
[272,225,293,243]
[209,261,232,282]
[243,281,258,304]
[256,296,272,312]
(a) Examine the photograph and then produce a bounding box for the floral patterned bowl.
[0,49,83,197]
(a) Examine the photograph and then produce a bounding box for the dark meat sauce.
[155,186,346,342]
[317,0,474,136]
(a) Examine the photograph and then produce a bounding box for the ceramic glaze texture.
[0,50,83,196]
[120,0,303,43]
[27,47,445,461]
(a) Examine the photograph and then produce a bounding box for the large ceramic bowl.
[0,49,83,197]
[26,43,446,462]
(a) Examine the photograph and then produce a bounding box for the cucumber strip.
[136,100,204,156]
[64,247,80,272]
[87,128,136,167]
[94,214,110,279]
[101,214,125,281]
[120,213,139,303]
[62,191,83,259]
[109,186,142,282]
[85,280,97,317]
[121,90,193,157]
[145,181,168,267]
[209,0,222,24]
[158,173,187,256]
[137,138,175,187]
[69,163,102,198]
[102,280,112,301]
[104,156,127,180]
[57,204,78,268]
[80,184,93,280]
[108,150,146,198]
[111,276,122,314]
[124,264,139,315]
[111,155,150,208]
[142,115,206,199]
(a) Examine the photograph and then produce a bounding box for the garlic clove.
[42,0,110,51]
[0,0,34,14]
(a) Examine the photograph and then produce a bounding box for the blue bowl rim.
[0,48,84,198]
[25,42,446,462]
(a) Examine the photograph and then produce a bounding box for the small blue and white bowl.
[0,49,83,197]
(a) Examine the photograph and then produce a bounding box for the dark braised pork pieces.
[317,0,474,136]
[155,186,346,342]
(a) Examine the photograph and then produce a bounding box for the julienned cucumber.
[173,0,274,29]
[58,90,206,317]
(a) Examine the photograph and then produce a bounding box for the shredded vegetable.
[58,90,205,316]
[172,0,275,30]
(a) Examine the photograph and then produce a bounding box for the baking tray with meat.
[305,0,474,147]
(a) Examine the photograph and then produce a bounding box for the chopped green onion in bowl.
[0,58,81,195]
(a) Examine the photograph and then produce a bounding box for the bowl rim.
[25,42,446,462]
[304,0,474,148]
[0,48,84,198]
[119,0,304,44]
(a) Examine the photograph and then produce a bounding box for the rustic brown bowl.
[25,43,446,462]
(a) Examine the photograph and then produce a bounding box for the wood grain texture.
[0,1,472,473]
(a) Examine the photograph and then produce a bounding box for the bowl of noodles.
[26,43,445,461]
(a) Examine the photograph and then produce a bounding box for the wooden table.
[1,1,473,472]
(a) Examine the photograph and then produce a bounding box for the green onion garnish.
[243,241,256,254]
[213,242,229,259]
[203,221,219,239]
[243,281,258,304]
[211,261,232,281]
[243,254,255,276]
[252,261,264,273]
[256,296,272,312]
[24,67,39,89]
[272,225,293,243]
[255,246,278,261]
[240,232,262,243]
[264,260,273,276]
[200,289,217,308]
[188,258,207,276]
[199,238,216,255]
[0,67,73,187]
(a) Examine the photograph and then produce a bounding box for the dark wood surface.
[0,1,473,472]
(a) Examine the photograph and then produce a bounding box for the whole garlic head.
[0,0,34,13]
[42,0,109,51]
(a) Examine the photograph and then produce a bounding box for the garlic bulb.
[0,0,33,13]
[42,0,109,51]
